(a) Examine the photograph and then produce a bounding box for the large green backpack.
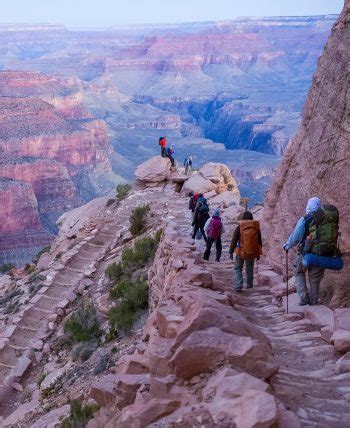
[304,204,340,256]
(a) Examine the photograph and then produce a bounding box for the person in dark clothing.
[159,136,167,157]
[192,201,209,242]
[165,146,175,167]
[229,211,262,291]
[203,208,224,262]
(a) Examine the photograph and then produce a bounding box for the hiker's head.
[306,197,321,214]
[198,193,203,198]
[213,208,220,217]
[189,156,192,160]
[189,192,194,197]
[242,211,253,220]
[159,136,165,143]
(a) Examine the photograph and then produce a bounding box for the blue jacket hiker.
[283,197,325,306]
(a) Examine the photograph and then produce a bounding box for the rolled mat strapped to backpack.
[302,253,344,271]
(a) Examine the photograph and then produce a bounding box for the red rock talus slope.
[262,0,350,305]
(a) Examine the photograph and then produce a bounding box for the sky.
[0,0,344,28]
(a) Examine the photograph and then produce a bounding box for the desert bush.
[106,198,116,207]
[0,263,15,274]
[109,280,148,333]
[33,246,50,264]
[129,204,150,236]
[64,302,101,343]
[106,231,162,284]
[116,183,131,200]
[71,342,96,362]
[61,400,99,428]
[0,289,23,306]
[106,262,124,282]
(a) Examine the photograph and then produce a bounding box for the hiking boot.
[298,297,311,306]
[235,288,243,293]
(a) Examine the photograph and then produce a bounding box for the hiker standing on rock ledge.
[159,136,167,157]
[229,211,262,292]
[283,196,342,306]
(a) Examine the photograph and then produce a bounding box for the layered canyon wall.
[0,71,120,265]
[262,0,350,306]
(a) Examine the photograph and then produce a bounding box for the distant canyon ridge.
[0,16,335,265]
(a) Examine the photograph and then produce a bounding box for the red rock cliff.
[262,0,350,305]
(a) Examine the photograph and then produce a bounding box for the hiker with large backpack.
[203,208,224,262]
[192,200,210,242]
[283,197,343,306]
[159,136,167,157]
[229,211,262,292]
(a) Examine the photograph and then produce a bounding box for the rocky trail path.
[166,197,350,427]
[201,258,350,427]
[0,187,171,415]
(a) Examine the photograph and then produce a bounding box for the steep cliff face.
[0,177,53,265]
[0,157,82,232]
[262,1,350,305]
[0,71,86,118]
[0,72,119,265]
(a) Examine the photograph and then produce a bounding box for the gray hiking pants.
[294,255,325,304]
[235,255,254,289]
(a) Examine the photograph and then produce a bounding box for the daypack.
[207,217,222,239]
[303,205,340,257]
[197,205,210,225]
[237,220,261,260]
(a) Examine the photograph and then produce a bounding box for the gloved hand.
[283,244,288,252]
[256,256,260,261]
[229,253,233,261]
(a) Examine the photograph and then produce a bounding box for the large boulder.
[135,156,171,184]
[182,162,240,197]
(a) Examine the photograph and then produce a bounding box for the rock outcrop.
[182,162,240,198]
[262,1,350,306]
[135,156,172,184]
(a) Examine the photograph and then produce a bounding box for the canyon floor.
[0,160,349,427]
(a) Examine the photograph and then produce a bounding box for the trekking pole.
[286,250,289,314]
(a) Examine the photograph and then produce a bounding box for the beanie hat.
[213,208,220,217]
[306,197,321,214]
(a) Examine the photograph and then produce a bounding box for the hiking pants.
[168,155,175,166]
[185,165,192,175]
[234,255,254,289]
[294,255,324,304]
[161,147,166,157]
[204,237,222,261]
[192,225,207,242]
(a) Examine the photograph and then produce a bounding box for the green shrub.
[109,279,133,300]
[61,400,99,428]
[0,263,15,274]
[109,280,148,333]
[64,302,101,343]
[106,262,124,282]
[106,231,162,284]
[116,183,131,200]
[33,246,50,264]
[129,204,150,236]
